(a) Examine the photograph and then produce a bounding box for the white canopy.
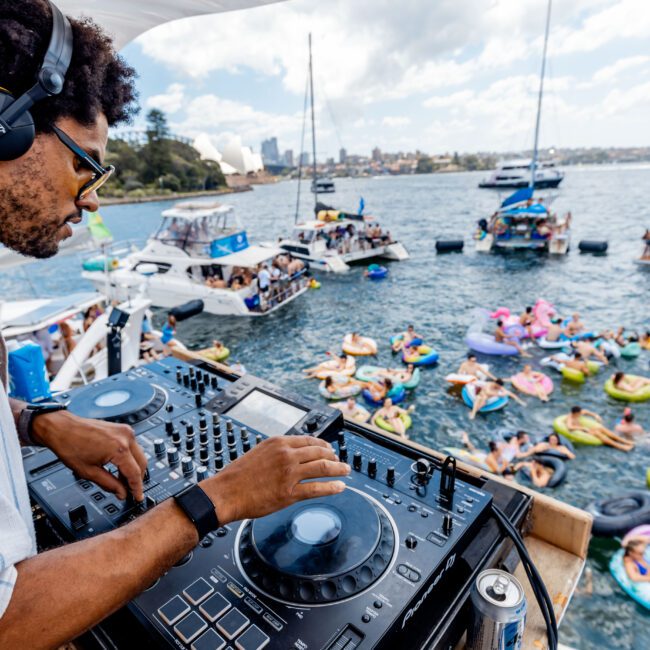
[57,1,286,50]
[215,245,281,268]
[161,202,234,219]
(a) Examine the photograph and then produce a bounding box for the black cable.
[491,503,558,650]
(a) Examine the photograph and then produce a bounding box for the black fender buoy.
[170,299,204,322]
[436,240,464,253]
[588,492,650,537]
[578,240,608,254]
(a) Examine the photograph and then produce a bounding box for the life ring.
[366,264,388,279]
[620,342,642,359]
[517,455,567,489]
[375,412,412,434]
[313,357,356,380]
[604,376,650,403]
[610,548,650,610]
[198,345,230,362]
[342,334,378,356]
[537,337,569,350]
[442,446,490,472]
[401,344,439,366]
[511,371,554,398]
[355,365,420,390]
[461,383,508,413]
[318,376,362,401]
[541,354,600,383]
[553,414,603,446]
[362,383,406,407]
[534,433,576,461]
[588,492,650,537]
[331,401,371,424]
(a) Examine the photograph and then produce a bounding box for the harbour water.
[2,166,649,648]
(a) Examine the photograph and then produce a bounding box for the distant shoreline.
[99,185,253,207]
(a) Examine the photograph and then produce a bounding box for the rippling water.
[2,167,649,648]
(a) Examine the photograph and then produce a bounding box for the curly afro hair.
[0,0,139,133]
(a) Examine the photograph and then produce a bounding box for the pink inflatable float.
[489,299,554,339]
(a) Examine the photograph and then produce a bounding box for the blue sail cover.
[501,187,534,208]
[210,231,249,258]
[502,203,548,217]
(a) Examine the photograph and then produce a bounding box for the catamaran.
[81,201,309,316]
[479,158,563,189]
[474,0,570,255]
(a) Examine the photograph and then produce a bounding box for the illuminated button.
[183,577,214,605]
[191,628,226,650]
[158,594,190,625]
[199,593,231,622]
[216,607,250,639]
[235,624,270,650]
[174,611,207,644]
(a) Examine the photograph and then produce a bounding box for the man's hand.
[202,435,350,526]
[31,410,147,501]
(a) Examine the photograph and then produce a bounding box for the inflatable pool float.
[511,371,554,398]
[647,468,650,489]
[553,415,603,446]
[465,331,520,356]
[610,548,650,610]
[604,376,650,403]
[537,337,569,350]
[541,353,600,383]
[442,446,490,472]
[534,434,576,461]
[489,307,546,339]
[366,264,388,280]
[402,344,439,366]
[461,383,508,414]
[313,357,356,380]
[318,376,362,401]
[375,412,411,434]
[622,525,650,547]
[621,342,642,359]
[82,255,119,272]
[342,334,378,356]
[445,373,477,386]
[355,365,421,390]
[308,278,321,289]
[390,333,423,350]
[362,383,406,407]
[198,345,230,362]
[517,455,567,489]
[588,492,650,537]
[595,339,621,359]
[331,402,370,424]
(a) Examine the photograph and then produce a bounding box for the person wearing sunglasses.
[0,3,349,648]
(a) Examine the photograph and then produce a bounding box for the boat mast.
[309,33,318,206]
[530,0,552,189]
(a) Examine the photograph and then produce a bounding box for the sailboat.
[268,35,410,272]
[475,0,570,255]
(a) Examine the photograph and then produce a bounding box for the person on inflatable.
[335,397,368,423]
[461,432,510,475]
[518,433,576,460]
[514,364,552,402]
[613,372,650,395]
[615,409,647,440]
[371,398,411,438]
[495,320,531,357]
[458,353,496,381]
[550,351,592,377]
[376,364,415,385]
[391,324,423,352]
[364,377,395,403]
[563,313,585,339]
[469,379,525,420]
[513,459,554,488]
[566,406,634,452]
[623,538,650,582]
[571,337,608,365]
[545,317,563,342]
[519,306,535,337]
[303,353,352,379]
[348,332,376,355]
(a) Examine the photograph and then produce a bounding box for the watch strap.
[174,484,219,539]
[17,402,67,446]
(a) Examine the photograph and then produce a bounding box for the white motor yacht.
[82,201,309,316]
[270,207,409,273]
[479,159,564,189]
[311,177,335,193]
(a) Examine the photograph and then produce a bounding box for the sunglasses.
[52,125,115,200]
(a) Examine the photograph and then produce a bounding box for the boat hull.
[479,178,563,189]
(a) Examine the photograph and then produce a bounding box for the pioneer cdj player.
[23,358,531,650]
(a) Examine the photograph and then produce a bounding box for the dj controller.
[23,358,531,650]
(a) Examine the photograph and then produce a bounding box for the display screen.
[226,390,307,437]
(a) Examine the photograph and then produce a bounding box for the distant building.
[299,152,310,166]
[339,147,347,164]
[261,137,280,164]
[283,149,294,167]
[326,157,335,166]
[372,147,382,162]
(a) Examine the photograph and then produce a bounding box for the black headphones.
[0,1,73,161]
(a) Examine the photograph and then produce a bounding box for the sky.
[118,0,650,161]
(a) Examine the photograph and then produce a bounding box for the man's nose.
[76,190,100,213]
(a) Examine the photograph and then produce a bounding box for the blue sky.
[117,0,650,161]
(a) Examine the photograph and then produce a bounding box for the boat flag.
[87,212,113,244]
[358,197,365,215]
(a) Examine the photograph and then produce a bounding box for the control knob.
[195,370,203,383]
[181,457,194,477]
[229,447,238,461]
[167,447,179,466]
[213,437,223,454]
[164,420,174,436]
[194,393,203,408]
[303,416,319,433]
[353,452,362,471]
[240,426,249,440]
[386,466,396,486]
[197,381,206,394]
[199,446,210,465]
[227,431,236,447]
[338,444,348,463]
[368,458,377,479]
[153,438,166,457]
[190,378,198,392]
[185,437,196,455]
[199,415,207,430]
[165,404,174,413]
[196,466,209,482]
[199,429,209,446]
[242,439,251,453]
[405,535,418,549]
[255,434,263,445]
[182,374,190,387]
[214,455,224,470]
[337,431,346,447]
[171,430,182,448]
[210,375,219,389]
[226,419,234,433]
[212,413,220,428]
[176,369,182,384]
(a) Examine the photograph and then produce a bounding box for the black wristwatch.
[174,484,219,539]
[18,402,68,446]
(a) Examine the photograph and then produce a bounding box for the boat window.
[154,217,191,250]
[134,261,171,274]
[293,230,314,244]
[281,244,311,256]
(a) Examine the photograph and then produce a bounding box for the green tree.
[415,157,434,174]
[141,109,172,184]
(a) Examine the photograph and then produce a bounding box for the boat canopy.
[161,202,234,220]
[501,204,549,218]
[501,187,534,208]
[294,218,368,233]
[214,245,282,269]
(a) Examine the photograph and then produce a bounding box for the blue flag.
[358,197,365,215]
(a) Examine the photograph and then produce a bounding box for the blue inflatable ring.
[367,264,388,279]
[461,384,508,413]
[362,383,406,406]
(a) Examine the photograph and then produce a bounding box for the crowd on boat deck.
[294,222,393,254]
[478,200,571,240]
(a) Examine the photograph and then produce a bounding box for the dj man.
[0,2,350,647]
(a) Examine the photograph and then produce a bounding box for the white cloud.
[382,116,410,127]
[145,83,185,114]
[592,55,650,84]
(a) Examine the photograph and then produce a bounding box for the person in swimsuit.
[519,433,576,460]
[572,337,608,365]
[469,379,525,420]
[513,459,554,488]
[303,353,353,379]
[623,538,650,582]
[553,351,591,376]
[612,372,650,394]
[391,325,423,352]
[545,318,563,342]
[371,398,412,438]
[364,377,395,403]
[566,406,633,452]
[519,306,535,336]
[615,410,646,440]
[458,353,496,381]
[514,364,552,402]
[494,320,531,357]
[563,313,585,339]
[333,397,368,423]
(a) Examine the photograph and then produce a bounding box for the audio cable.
[491,503,558,650]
